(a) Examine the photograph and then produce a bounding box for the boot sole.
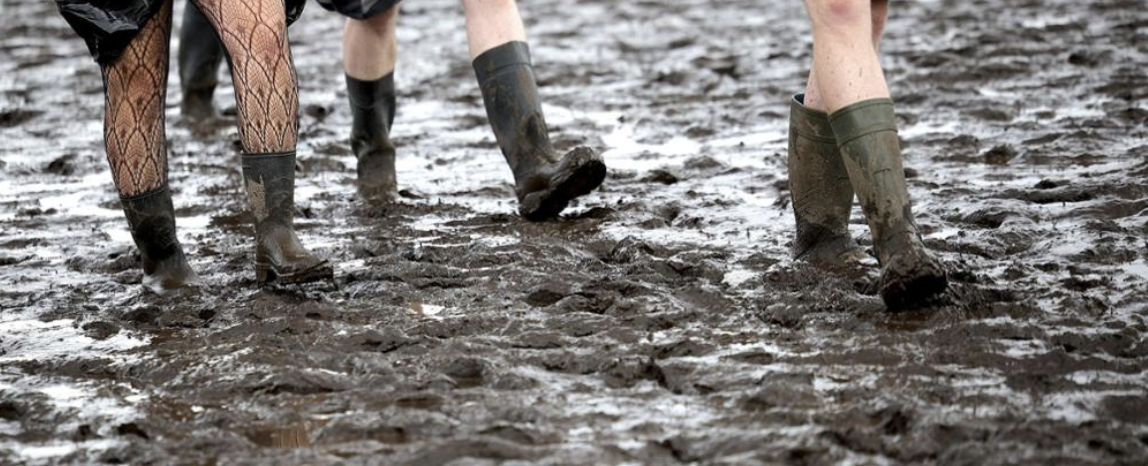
[256,261,334,285]
[520,147,607,221]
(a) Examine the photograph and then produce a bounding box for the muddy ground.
[2,0,1147,464]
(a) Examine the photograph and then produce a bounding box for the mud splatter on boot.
[787,94,868,269]
[346,73,397,202]
[830,98,948,310]
[473,41,606,221]
[241,152,333,284]
[120,186,198,293]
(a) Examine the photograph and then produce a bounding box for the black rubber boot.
[120,186,198,293]
[787,94,868,268]
[473,41,606,221]
[178,2,225,122]
[241,152,334,284]
[346,73,398,201]
[829,98,948,310]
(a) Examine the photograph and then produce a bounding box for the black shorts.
[315,0,402,20]
[56,0,306,65]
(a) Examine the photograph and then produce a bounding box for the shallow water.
[2,0,1147,464]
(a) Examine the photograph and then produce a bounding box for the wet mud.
[2,0,1148,464]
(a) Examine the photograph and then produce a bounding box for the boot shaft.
[241,151,297,228]
[788,94,854,223]
[829,98,916,263]
[346,73,396,152]
[239,151,332,282]
[788,94,857,258]
[473,41,557,182]
[120,186,182,273]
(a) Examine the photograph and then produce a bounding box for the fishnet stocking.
[101,0,172,197]
[191,0,298,153]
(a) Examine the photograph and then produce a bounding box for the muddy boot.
[829,98,948,310]
[787,94,868,268]
[178,2,225,122]
[473,41,606,221]
[346,73,398,201]
[241,152,334,284]
[120,186,198,293]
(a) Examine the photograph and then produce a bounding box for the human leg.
[101,0,197,291]
[177,0,226,121]
[190,0,333,284]
[343,6,400,200]
[803,0,946,309]
[465,0,606,220]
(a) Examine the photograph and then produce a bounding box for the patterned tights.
[102,0,298,196]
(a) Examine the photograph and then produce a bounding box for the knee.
[461,0,516,14]
[810,0,869,28]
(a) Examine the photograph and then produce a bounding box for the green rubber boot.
[241,151,334,284]
[473,41,606,221]
[787,94,868,268]
[829,98,947,310]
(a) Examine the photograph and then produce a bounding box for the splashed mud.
[2,0,1147,464]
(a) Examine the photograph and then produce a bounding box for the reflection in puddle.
[246,421,323,449]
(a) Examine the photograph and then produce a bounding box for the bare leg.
[803,0,888,112]
[463,0,526,60]
[804,0,888,112]
[343,7,399,80]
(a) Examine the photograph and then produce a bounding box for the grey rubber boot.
[473,41,606,221]
[346,72,398,201]
[120,185,198,293]
[787,94,867,268]
[177,2,225,122]
[241,152,333,284]
[829,98,947,310]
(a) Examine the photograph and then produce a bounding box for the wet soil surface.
[3,0,1148,464]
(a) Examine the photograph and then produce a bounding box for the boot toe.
[878,250,948,311]
[519,147,606,221]
[357,181,399,203]
[141,256,199,294]
[356,151,399,202]
[794,234,871,268]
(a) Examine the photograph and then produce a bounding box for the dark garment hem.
[316,0,402,20]
[56,0,306,65]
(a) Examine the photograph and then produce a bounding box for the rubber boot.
[241,152,334,284]
[120,186,198,293]
[787,94,868,268]
[473,41,606,221]
[346,73,398,201]
[178,2,225,122]
[829,98,948,310]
